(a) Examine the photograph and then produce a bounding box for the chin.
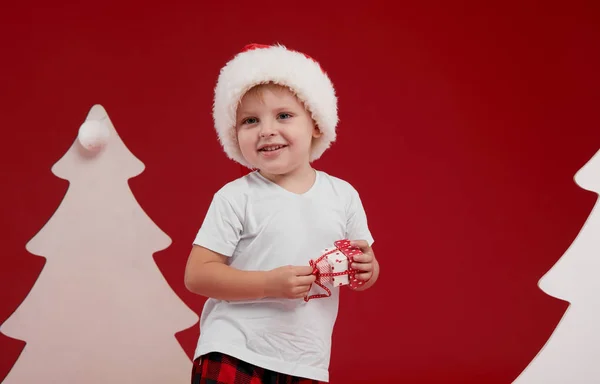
[258,162,298,176]
[260,166,291,176]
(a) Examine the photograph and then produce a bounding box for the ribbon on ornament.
[304,239,366,302]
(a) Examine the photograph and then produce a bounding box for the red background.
[1,1,599,383]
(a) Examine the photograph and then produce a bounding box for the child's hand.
[265,265,316,299]
[349,240,378,289]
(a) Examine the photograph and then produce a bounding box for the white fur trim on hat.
[213,43,338,169]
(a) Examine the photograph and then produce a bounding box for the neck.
[259,164,316,194]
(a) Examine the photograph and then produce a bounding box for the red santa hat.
[212,43,338,169]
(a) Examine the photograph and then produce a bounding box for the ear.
[312,125,323,139]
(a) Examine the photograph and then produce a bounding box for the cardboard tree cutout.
[0,105,198,383]
[513,148,600,383]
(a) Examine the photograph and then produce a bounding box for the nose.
[258,119,276,138]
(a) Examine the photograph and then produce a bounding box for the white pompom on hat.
[212,43,338,169]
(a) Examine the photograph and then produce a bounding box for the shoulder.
[213,171,262,198]
[316,170,360,196]
[210,171,271,210]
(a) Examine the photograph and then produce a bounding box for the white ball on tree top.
[78,120,109,151]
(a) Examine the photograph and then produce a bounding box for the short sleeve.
[345,187,375,246]
[193,193,243,257]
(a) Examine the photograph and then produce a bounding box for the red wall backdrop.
[1,1,599,383]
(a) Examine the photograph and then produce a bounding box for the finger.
[355,271,372,281]
[296,275,317,285]
[294,285,313,297]
[294,284,313,294]
[352,253,373,263]
[293,266,315,276]
[350,240,371,252]
[351,262,373,272]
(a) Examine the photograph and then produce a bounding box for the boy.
[184,43,379,384]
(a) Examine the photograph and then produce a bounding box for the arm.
[184,245,268,301]
[344,185,378,291]
[184,245,316,301]
[187,190,315,300]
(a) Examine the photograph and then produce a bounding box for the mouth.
[258,144,288,152]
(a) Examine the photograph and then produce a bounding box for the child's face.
[235,85,321,177]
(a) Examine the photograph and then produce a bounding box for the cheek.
[299,130,317,147]
[284,126,314,147]
[237,131,255,149]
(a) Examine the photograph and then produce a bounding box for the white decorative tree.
[512,148,600,384]
[0,105,198,383]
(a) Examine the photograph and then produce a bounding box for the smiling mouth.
[258,145,288,152]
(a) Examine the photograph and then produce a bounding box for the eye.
[242,117,258,125]
[277,112,292,120]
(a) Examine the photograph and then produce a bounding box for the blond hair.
[241,82,297,104]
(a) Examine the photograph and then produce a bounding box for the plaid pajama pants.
[191,352,325,384]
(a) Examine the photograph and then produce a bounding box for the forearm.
[353,256,379,291]
[185,262,268,301]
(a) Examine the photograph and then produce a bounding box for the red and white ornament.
[304,239,366,302]
[333,239,365,290]
[326,251,349,287]
[78,120,109,151]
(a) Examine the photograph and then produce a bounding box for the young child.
[184,43,380,384]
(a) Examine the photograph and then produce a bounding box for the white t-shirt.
[192,170,374,382]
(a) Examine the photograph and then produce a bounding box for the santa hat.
[213,43,338,169]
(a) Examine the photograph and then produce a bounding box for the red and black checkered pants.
[191,352,325,384]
